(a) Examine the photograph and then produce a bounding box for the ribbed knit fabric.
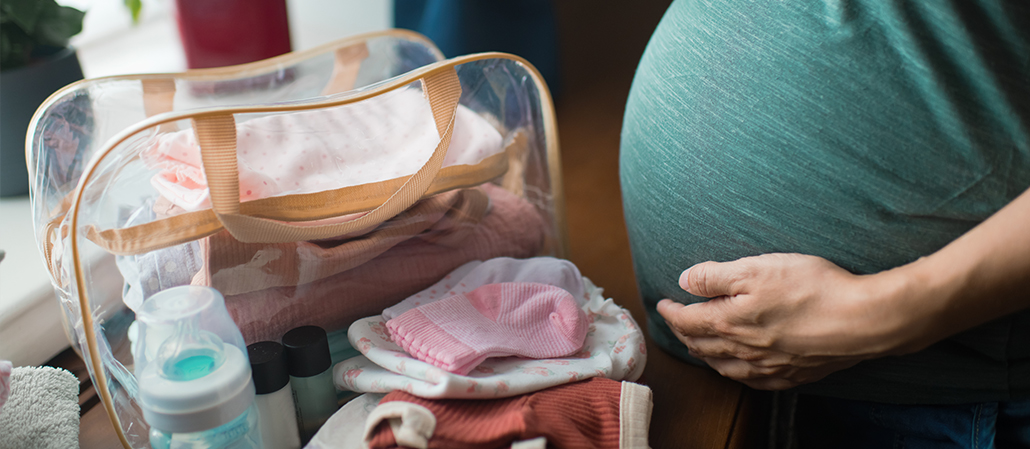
[381,257,588,321]
[368,378,631,449]
[387,283,587,375]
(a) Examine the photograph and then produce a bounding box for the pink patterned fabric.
[219,183,549,343]
[0,360,11,413]
[387,283,587,375]
[141,88,503,212]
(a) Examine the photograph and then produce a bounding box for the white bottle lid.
[138,344,255,433]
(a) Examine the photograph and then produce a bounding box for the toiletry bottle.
[248,341,301,449]
[135,286,263,449]
[282,326,338,443]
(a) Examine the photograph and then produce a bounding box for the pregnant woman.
[620,1,1030,447]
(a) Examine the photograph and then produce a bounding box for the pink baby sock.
[387,282,588,375]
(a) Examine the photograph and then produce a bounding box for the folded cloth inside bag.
[209,183,549,343]
[141,87,504,211]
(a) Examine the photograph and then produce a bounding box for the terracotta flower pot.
[0,47,84,197]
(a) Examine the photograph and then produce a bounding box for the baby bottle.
[135,286,263,449]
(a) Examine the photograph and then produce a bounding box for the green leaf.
[0,0,48,34]
[124,0,142,24]
[0,0,83,70]
[32,4,85,47]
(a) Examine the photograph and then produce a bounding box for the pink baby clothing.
[336,277,647,400]
[381,257,587,321]
[141,87,504,211]
[387,283,588,375]
[194,188,487,297]
[0,360,11,413]
[208,183,549,343]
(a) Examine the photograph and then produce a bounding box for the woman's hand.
[659,186,1030,390]
[657,253,928,390]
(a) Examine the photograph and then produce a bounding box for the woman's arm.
[657,186,1030,390]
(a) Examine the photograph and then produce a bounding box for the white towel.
[0,366,79,449]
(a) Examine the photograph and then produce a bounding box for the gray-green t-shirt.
[620,0,1030,404]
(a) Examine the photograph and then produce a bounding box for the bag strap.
[321,42,370,96]
[83,145,511,255]
[193,68,462,243]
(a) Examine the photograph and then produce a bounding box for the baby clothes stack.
[308,257,652,448]
[336,257,646,399]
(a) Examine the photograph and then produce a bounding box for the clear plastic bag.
[27,30,566,448]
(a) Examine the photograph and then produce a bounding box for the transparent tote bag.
[26,30,566,448]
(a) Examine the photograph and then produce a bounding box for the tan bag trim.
[84,137,515,255]
[142,78,176,132]
[141,79,175,117]
[198,68,462,244]
[321,42,370,96]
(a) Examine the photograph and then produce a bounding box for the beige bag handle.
[83,144,512,255]
[194,67,462,244]
[322,43,370,96]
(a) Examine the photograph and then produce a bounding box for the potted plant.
[1,0,85,197]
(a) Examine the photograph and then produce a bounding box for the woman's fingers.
[680,260,751,298]
[681,336,770,361]
[702,357,781,379]
[658,299,725,338]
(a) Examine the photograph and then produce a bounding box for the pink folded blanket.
[141,87,503,211]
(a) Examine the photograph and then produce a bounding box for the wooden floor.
[66,2,768,447]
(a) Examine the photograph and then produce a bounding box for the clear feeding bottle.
[135,286,263,449]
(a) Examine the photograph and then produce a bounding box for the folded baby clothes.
[0,366,80,449]
[117,237,203,312]
[212,183,548,343]
[0,360,10,413]
[141,87,504,212]
[335,277,646,399]
[197,188,488,297]
[387,283,587,375]
[364,378,653,449]
[305,393,386,449]
[304,393,549,449]
[381,256,587,321]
